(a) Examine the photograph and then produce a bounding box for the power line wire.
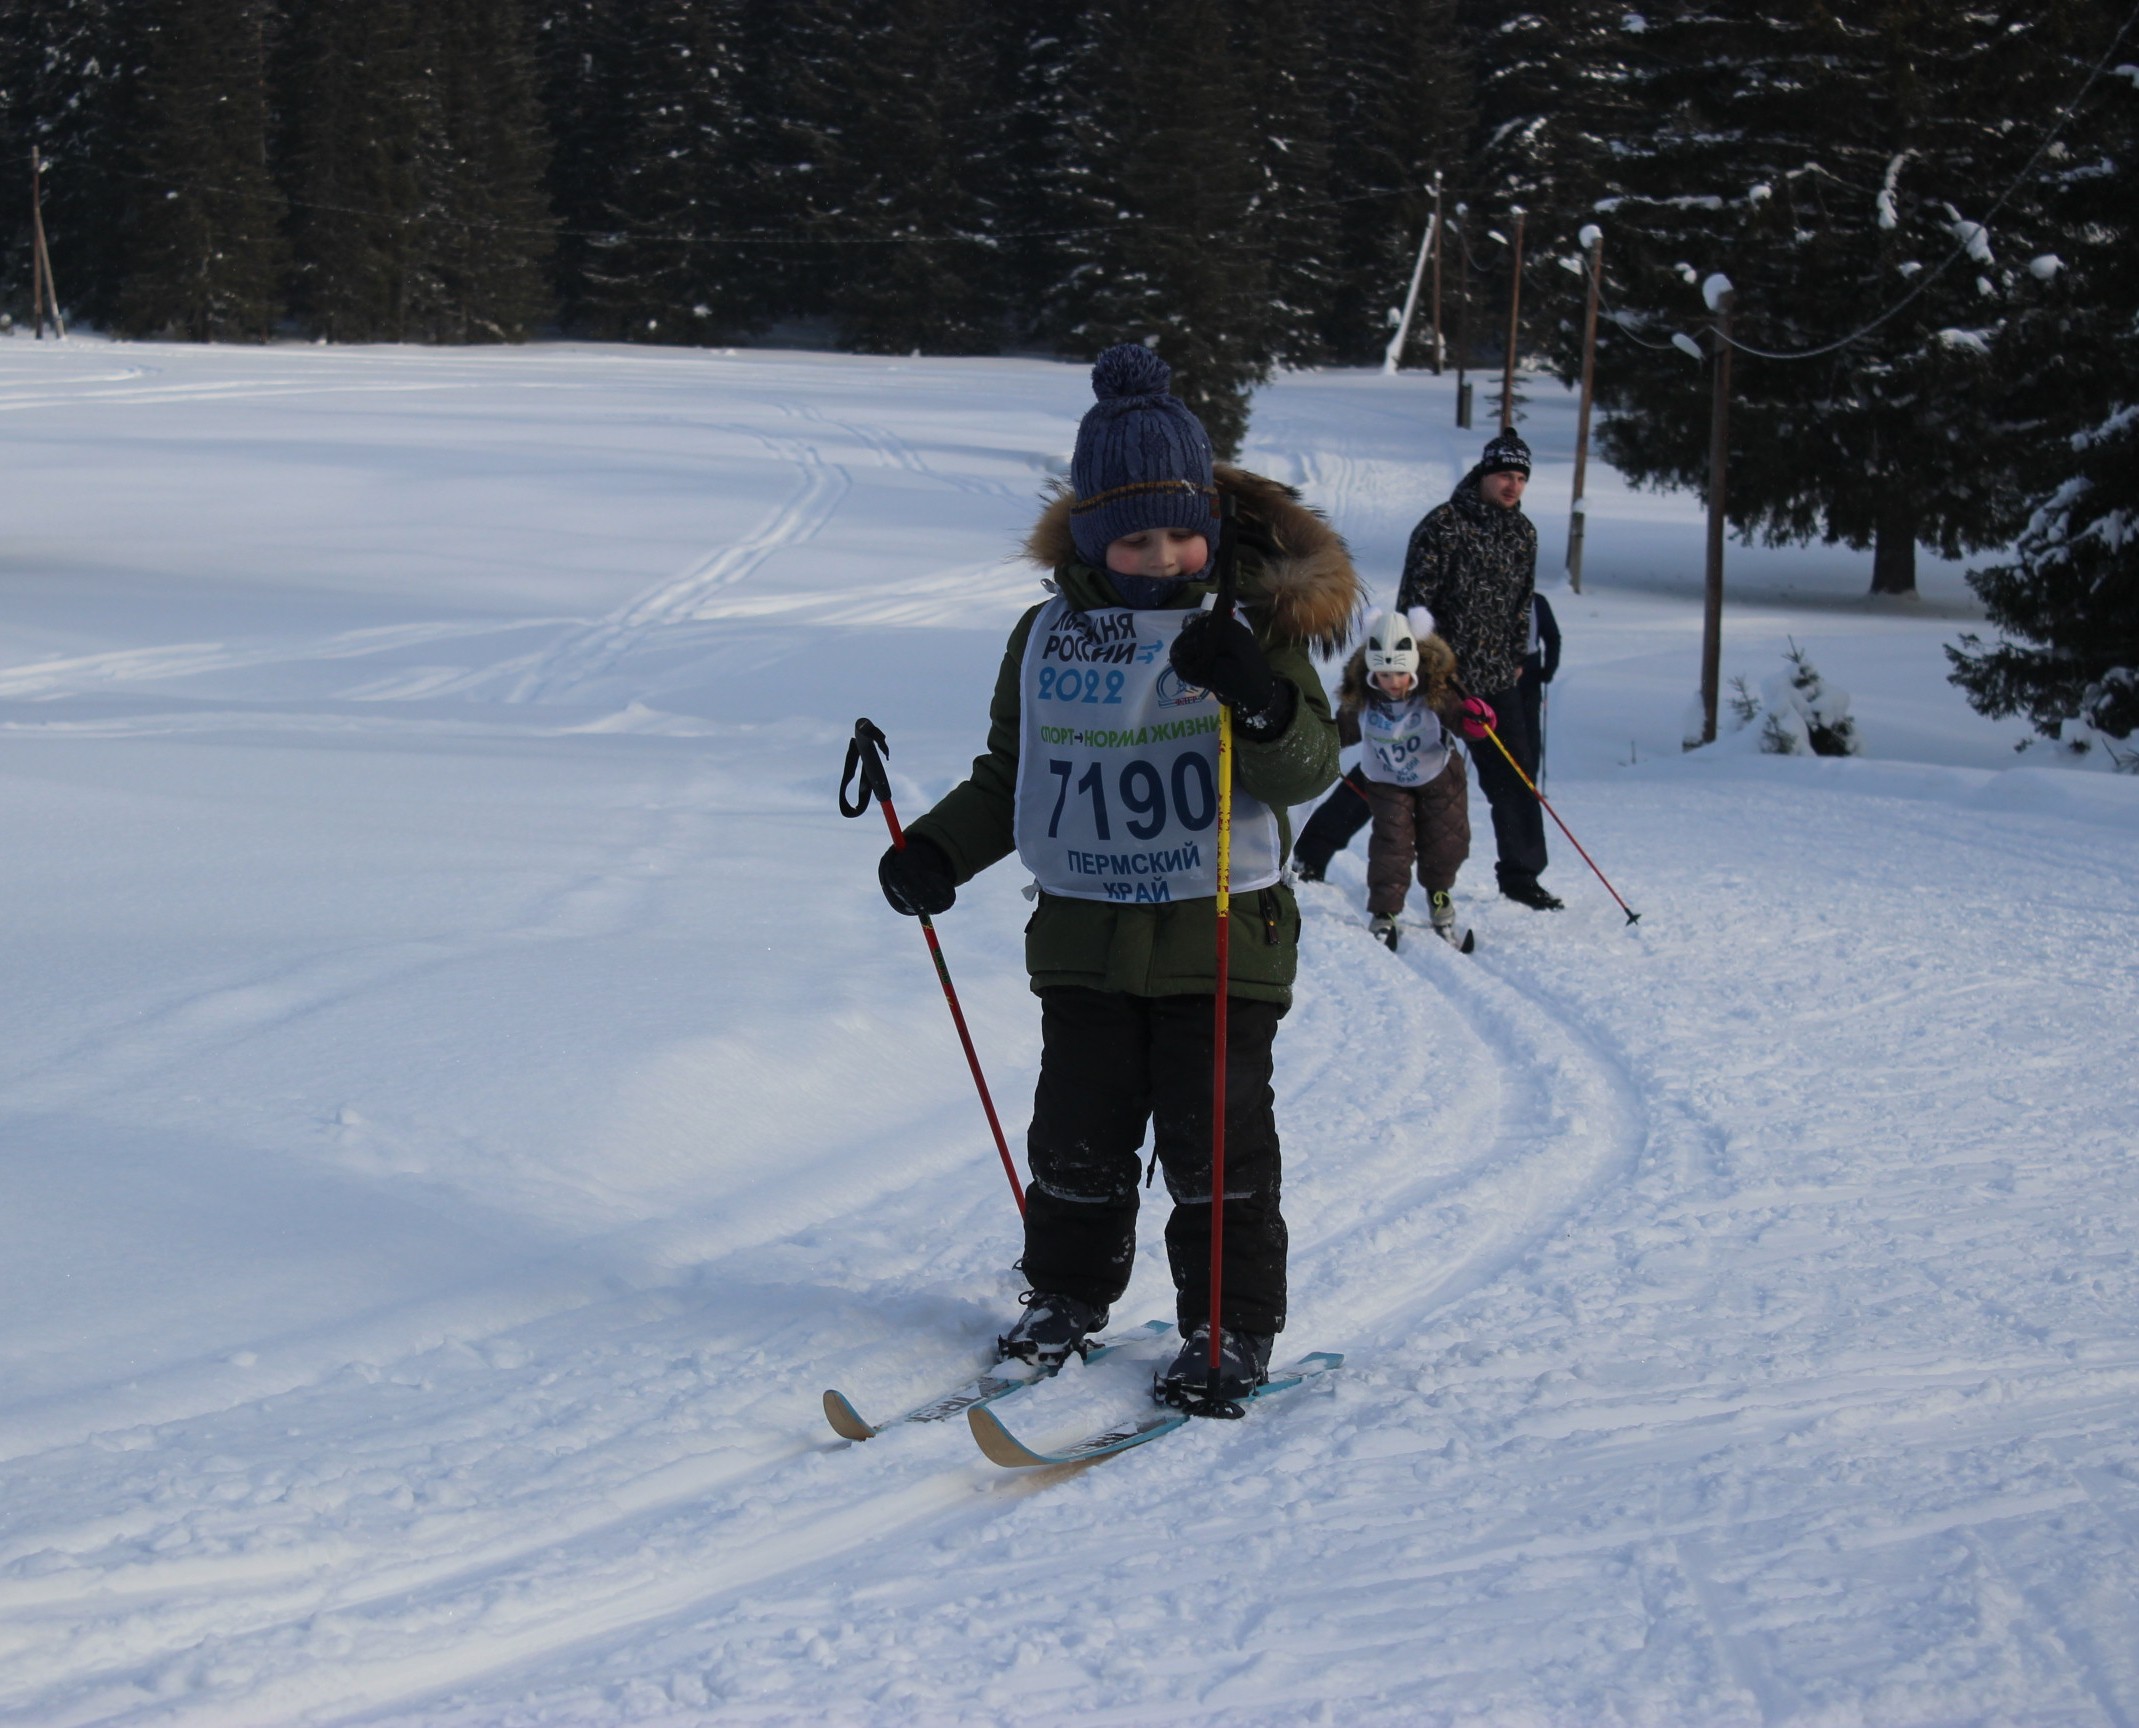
[1699,0,2139,364]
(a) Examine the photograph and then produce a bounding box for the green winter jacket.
[908,467,1363,1005]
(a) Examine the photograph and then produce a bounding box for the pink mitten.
[1458,696,1497,740]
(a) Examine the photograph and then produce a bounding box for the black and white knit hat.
[1479,429,1532,478]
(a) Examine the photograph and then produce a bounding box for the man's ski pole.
[1473,715,1640,926]
[1204,495,1242,1417]
[839,718,1025,1214]
[1538,685,1549,794]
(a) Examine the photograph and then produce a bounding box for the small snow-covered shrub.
[1716,642,1861,757]
[1765,641,1859,756]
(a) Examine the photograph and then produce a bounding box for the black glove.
[878,835,957,917]
[1170,609,1279,719]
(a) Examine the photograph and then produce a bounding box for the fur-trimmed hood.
[1024,463,1363,656]
[1336,633,1460,719]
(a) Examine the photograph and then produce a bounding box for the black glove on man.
[1169,608,1294,734]
[878,834,958,917]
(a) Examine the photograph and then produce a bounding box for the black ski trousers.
[1471,681,1549,888]
[1022,987,1288,1337]
[1291,765,1372,875]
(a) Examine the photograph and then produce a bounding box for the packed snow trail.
[1,340,2135,1726]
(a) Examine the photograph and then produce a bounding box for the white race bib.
[1358,696,1452,788]
[1013,599,1283,904]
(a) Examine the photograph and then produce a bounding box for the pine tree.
[280,0,554,343]
[1532,1,2124,595]
[1041,0,1270,457]
[1237,0,1336,372]
[789,0,1014,355]
[113,0,287,340]
[279,0,427,339]
[1320,0,1472,366]
[412,0,555,341]
[530,0,625,331]
[1950,385,2139,761]
[578,0,756,342]
[1,0,132,328]
[1947,7,2137,759]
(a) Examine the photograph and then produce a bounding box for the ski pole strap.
[839,717,893,820]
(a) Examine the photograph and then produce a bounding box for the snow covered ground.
[1,336,2135,1727]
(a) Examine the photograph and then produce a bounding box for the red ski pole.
[840,719,1025,1214]
[1474,716,1641,927]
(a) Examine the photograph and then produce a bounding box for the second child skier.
[1337,607,1479,952]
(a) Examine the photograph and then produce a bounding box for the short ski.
[822,1318,1170,1441]
[967,1351,1344,1467]
[1375,920,1475,955]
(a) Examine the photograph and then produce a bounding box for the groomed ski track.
[2,343,2136,1725]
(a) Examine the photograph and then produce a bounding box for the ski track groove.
[14,375,2130,1723]
[0,845,1670,1728]
[501,421,851,706]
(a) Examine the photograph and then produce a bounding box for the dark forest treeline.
[2,1,2134,745]
[0,0,1479,447]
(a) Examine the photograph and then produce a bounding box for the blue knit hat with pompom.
[1068,345,1219,573]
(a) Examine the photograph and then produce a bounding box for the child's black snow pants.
[1021,987,1288,1338]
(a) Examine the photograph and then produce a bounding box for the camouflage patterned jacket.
[1395,465,1537,695]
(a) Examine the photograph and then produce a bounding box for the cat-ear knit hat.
[1068,345,1219,573]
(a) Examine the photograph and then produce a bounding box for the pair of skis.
[822,1320,1341,1467]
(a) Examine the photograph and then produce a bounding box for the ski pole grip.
[839,717,894,822]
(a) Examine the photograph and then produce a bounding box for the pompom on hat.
[1068,344,1219,574]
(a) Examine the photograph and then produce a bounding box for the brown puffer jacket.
[1331,631,1463,746]
[1333,633,1471,913]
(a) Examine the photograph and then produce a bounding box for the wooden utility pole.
[1498,207,1525,431]
[1567,225,1604,593]
[1452,205,1473,428]
[1428,172,1445,374]
[1698,285,1735,745]
[29,149,64,340]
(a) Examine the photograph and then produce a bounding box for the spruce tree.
[789,0,1013,355]
[113,0,287,340]
[281,0,553,343]
[579,0,756,342]
[1237,0,1336,372]
[1041,0,1269,457]
[279,0,426,339]
[531,0,625,331]
[412,0,555,342]
[1534,1,2122,595]
[1320,0,1473,366]
[1949,30,2138,759]
[1,0,132,327]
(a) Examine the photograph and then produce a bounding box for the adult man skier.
[1397,431,1559,910]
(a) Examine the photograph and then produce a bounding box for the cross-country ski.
[968,1351,1346,1468]
[821,1318,1170,1440]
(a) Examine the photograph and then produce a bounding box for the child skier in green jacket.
[877,346,1360,1401]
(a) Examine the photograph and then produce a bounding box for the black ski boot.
[1499,876,1564,911]
[1155,1324,1272,1413]
[1369,912,1401,951]
[998,1291,1109,1369]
